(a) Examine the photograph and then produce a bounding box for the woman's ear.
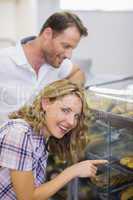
[41,98,50,111]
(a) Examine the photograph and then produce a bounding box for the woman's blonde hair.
[9,79,91,163]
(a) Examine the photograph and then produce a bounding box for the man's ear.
[41,98,50,111]
[42,27,53,39]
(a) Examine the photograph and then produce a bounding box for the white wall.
[0,0,16,40]
[38,0,59,31]
[16,0,38,39]
[0,0,39,43]
[72,11,133,76]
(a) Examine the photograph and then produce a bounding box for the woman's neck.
[41,126,50,139]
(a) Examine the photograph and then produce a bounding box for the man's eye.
[63,44,70,49]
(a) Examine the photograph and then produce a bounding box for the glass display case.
[76,76,133,200]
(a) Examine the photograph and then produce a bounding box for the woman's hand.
[68,160,108,178]
[10,160,108,200]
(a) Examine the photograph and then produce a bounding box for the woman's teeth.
[59,125,68,132]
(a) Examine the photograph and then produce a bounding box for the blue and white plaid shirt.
[0,119,48,200]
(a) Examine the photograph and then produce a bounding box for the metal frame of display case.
[85,75,133,89]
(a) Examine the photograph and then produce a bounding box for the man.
[0,11,88,124]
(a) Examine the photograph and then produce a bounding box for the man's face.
[41,26,81,68]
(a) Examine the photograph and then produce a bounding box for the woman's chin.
[52,131,65,139]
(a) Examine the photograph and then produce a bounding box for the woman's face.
[42,94,82,139]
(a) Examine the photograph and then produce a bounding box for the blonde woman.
[0,79,107,200]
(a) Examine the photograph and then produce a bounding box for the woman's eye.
[61,108,69,113]
[75,114,80,120]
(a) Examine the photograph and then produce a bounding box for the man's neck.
[23,39,46,75]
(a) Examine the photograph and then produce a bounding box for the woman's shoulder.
[0,118,32,136]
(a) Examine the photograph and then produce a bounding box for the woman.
[0,79,107,200]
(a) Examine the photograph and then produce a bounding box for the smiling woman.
[0,79,108,200]
[9,79,87,162]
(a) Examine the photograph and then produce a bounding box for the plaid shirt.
[0,119,48,200]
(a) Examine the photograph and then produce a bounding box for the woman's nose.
[67,115,75,127]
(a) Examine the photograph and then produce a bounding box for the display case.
[75,77,133,200]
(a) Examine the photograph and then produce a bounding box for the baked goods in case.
[120,156,133,169]
[85,92,113,111]
[120,186,133,200]
[91,171,133,189]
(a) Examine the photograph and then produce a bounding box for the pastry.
[120,186,133,200]
[120,156,133,169]
[91,171,133,188]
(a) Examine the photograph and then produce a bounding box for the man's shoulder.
[0,47,15,67]
[0,46,18,69]
[0,41,27,66]
[0,45,16,57]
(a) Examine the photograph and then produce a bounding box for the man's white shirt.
[0,41,73,124]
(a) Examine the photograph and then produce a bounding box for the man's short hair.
[39,11,88,37]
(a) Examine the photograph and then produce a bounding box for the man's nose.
[64,49,72,59]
